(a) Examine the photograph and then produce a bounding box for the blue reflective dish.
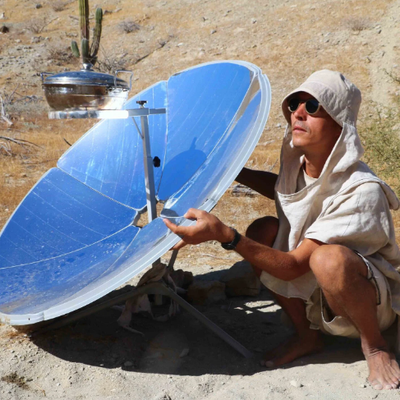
[0,61,271,325]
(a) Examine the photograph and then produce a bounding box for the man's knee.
[246,216,279,246]
[309,245,366,288]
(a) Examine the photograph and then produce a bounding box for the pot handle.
[40,72,54,84]
[114,70,133,90]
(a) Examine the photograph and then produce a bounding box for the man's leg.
[310,245,400,390]
[246,217,324,367]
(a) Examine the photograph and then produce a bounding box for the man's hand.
[163,208,234,250]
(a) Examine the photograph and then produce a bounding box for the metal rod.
[158,285,254,359]
[131,117,143,139]
[137,107,157,223]
[167,249,179,271]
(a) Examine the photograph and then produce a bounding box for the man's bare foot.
[364,347,400,390]
[261,329,324,368]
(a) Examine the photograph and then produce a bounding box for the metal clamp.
[40,72,54,84]
[115,70,133,90]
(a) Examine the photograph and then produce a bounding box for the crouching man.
[164,70,400,390]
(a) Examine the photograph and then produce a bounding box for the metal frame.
[49,106,166,224]
[47,106,253,359]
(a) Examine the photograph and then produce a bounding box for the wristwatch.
[221,228,241,250]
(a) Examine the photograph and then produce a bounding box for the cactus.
[71,0,103,67]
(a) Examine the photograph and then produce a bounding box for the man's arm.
[163,208,322,281]
[235,167,278,200]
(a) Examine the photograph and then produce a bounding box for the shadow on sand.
[28,270,393,377]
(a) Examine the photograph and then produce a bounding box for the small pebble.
[179,348,189,358]
[290,380,303,388]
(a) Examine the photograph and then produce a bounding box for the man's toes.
[384,383,396,390]
[370,380,383,390]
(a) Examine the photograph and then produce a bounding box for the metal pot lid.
[43,65,131,89]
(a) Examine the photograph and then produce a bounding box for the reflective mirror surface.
[0,61,271,325]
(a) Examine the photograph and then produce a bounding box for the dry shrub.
[118,19,141,34]
[6,95,47,120]
[51,1,68,12]
[343,17,372,32]
[96,48,129,74]
[25,17,50,34]
[360,108,400,195]
[46,44,77,66]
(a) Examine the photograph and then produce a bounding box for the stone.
[290,380,303,388]
[179,348,189,358]
[123,361,134,367]
[231,184,257,197]
[0,25,9,33]
[221,260,261,297]
[187,280,226,305]
[170,269,193,289]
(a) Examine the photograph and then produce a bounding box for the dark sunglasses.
[288,98,321,115]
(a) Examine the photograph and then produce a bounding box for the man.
[163,70,400,390]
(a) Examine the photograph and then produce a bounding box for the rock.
[221,260,261,297]
[179,348,189,358]
[35,3,42,8]
[187,280,226,305]
[290,380,303,388]
[123,361,134,367]
[170,269,193,289]
[231,184,257,197]
[153,394,172,400]
[0,25,9,33]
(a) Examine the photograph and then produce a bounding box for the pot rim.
[41,65,132,90]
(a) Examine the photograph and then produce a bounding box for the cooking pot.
[41,64,133,111]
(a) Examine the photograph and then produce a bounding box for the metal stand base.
[33,281,253,359]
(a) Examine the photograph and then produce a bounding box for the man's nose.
[293,103,307,120]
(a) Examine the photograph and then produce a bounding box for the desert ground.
[1,0,400,398]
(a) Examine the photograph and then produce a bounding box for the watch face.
[221,242,234,250]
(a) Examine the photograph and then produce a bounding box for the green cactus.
[70,0,103,67]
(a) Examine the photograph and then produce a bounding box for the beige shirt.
[260,122,400,315]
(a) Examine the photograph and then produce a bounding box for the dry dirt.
[1,0,400,399]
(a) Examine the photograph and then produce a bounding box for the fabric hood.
[281,70,362,128]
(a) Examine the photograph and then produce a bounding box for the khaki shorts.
[305,253,396,339]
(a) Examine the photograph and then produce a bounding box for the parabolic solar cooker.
[0,61,271,357]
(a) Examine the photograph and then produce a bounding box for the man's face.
[290,92,342,154]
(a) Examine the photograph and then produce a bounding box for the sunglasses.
[288,98,321,115]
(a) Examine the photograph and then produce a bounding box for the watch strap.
[221,228,241,250]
